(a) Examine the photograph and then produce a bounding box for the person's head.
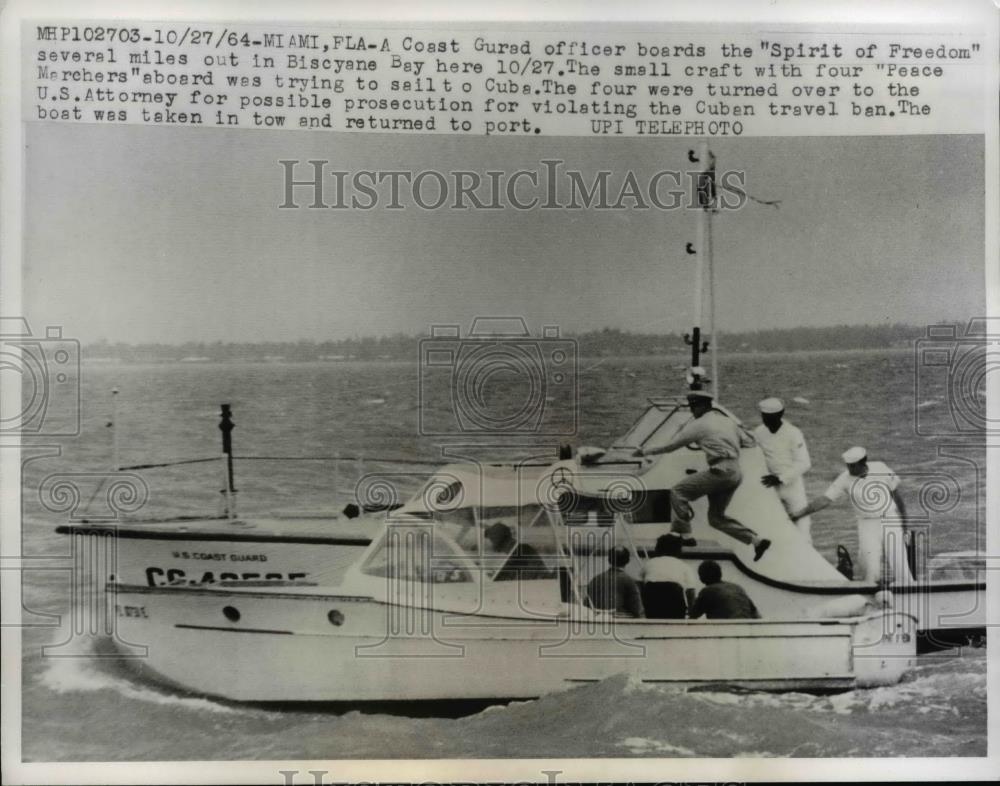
[687,390,714,418]
[698,559,723,585]
[609,545,631,569]
[484,522,514,551]
[653,533,684,558]
[758,397,784,432]
[842,446,868,477]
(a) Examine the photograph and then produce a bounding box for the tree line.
[82,322,942,363]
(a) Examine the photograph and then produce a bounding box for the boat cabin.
[344,396,849,615]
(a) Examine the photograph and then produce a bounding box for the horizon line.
[77,319,970,348]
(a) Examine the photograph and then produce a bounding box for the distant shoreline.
[81,346,915,366]
[78,322,956,365]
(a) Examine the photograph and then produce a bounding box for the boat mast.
[685,140,718,399]
[110,387,120,471]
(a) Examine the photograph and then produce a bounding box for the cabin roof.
[398,463,553,514]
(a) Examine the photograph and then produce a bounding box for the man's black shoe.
[681,537,697,547]
[753,539,771,562]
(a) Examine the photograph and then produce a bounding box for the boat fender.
[872,590,894,610]
[836,544,854,579]
[576,446,606,464]
[905,529,918,578]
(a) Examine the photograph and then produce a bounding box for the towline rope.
[234,455,439,466]
[117,457,221,470]
[118,455,560,470]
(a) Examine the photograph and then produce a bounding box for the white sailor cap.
[686,390,714,401]
[841,446,867,464]
[758,397,784,414]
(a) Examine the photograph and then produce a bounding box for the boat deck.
[56,514,378,545]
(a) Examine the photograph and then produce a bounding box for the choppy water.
[19,350,987,760]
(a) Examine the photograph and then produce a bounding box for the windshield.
[363,505,558,584]
[618,401,682,447]
[361,526,473,584]
[478,505,557,581]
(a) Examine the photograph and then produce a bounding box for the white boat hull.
[72,520,981,648]
[112,584,917,703]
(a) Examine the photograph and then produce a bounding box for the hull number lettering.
[145,567,308,586]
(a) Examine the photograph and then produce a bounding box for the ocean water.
[18,349,987,760]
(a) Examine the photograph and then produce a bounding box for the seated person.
[641,533,697,618]
[585,546,645,618]
[689,559,761,619]
[484,522,551,581]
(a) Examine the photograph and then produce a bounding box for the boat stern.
[851,612,918,688]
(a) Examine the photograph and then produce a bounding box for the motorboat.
[110,492,918,702]
[70,394,986,650]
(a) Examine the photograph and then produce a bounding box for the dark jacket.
[586,567,645,618]
[690,581,760,619]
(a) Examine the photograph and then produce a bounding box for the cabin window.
[478,504,547,529]
[928,556,985,582]
[640,414,694,452]
[360,527,472,584]
[481,510,558,582]
[435,507,478,551]
[619,404,676,447]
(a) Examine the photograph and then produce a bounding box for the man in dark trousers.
[586,546,645,618]
[689,559,761,619]
[633,390,771,562]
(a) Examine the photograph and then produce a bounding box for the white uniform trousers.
[777,477,811,544]
[857,518,915,585]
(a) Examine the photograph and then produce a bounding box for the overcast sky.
[24,126,984,344]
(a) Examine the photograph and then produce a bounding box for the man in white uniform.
[790,447,913,586]
[753,397,813,543]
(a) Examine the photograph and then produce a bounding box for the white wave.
[619,736,697,756]
[826,692,858,715]
[38,653,240,715]
[473,698,534,716]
